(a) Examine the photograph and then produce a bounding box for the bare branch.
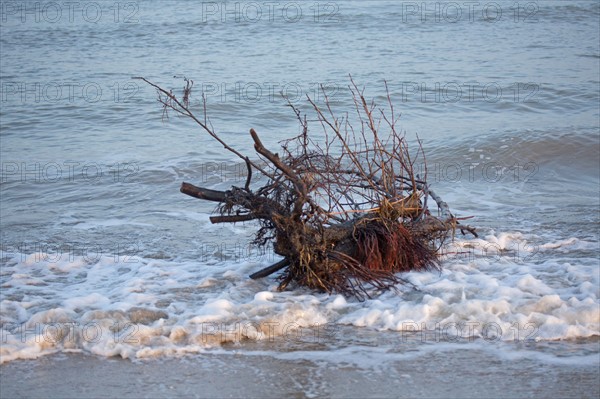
[139,76,477,300]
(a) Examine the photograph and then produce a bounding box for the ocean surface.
[1,0,598,372]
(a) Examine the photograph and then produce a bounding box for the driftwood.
[135,76,477,300]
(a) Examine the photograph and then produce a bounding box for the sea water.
[0,0,598,365]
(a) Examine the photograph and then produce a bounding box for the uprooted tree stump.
[135,76,477,300]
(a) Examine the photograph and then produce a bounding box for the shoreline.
[1,348,598,399]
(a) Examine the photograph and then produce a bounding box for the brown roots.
[137,75,477,300]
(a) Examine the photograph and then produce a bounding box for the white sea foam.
[1,231,598,364]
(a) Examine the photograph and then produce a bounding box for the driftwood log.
[135,76,477,300]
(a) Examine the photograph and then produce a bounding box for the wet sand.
[1,349,598,398]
